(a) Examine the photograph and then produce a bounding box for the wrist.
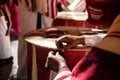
[70,35,85,45]
[59,62,67,70]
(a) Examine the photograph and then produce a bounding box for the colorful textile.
[9,1,20,35]
[45,0,58,19]
[55,47,120,80]
[86,0,120,25]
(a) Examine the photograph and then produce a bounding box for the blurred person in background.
[0,0,13,80]
[41,0,86,28]
[41,0,58,28]
[17,0,47,80]
[9,0,20,36]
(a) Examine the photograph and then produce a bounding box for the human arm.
[56,34,106,50]
[56,35,85,50]
[83,34,106,46]
[46,51,67,72]
[46,33,106,79]
[46,51,72,80]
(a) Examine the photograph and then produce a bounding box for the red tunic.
[55,47,120,80]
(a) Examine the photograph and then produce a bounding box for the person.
[42,0,87,28]
[41,0,58,28]
[9,0,20,36]
[17,0,47,80]
[17,1,37,79]
[7,0,20,78]
[0,0,13,80]
[46,0,120,80]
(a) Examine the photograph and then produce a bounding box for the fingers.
[48,51,55,57]
[56,41,64,49]
[56,35,72,49]
[56,39,79,50]
[46,51,61,72]
[65,39,81,49]
[45,50,66,72]
[48,50,63,58]
[45,51,55,70]
[56,35,84,50]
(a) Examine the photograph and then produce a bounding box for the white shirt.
[68,0,86,12]
[84,33,106,46]
[0,16,12,59]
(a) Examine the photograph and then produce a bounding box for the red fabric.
[85,22,103,29]
[27,43,86,80]
[9,1,20,35]
[53,19,83,27]
[46,0,58,19]
[55,47,120,80]
[1,0,20,35]
[86,0,120,25]
[58,66,71,73]
[57,0,66,4]
[57,0,63,3]
[64,50,86,70]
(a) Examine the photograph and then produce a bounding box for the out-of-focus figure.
[17,0,47,79]
[0,0,13,80]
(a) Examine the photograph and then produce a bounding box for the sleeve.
[83,34,106,46]
[54,66,72,80]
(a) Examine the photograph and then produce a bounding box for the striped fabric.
[23,0,57,18]
[46,0,58,19]
[54,66,72,80]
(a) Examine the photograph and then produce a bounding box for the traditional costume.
[54,14,120,80]
[54,0,120,80]
[0,0,13,79]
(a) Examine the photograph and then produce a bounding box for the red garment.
[9,1,20,35]
[86,0,120,25]
[57,0,64,3]
[45,0,58,19]
[55,47,120,80]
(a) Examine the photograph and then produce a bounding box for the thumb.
[48,51,55,57]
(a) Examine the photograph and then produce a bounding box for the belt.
[0,56,13,67]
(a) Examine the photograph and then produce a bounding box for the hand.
[46,51,67,72]
[56,35,85,50]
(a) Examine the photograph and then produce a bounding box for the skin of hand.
[56,35,85,50]
[46,51,67,72]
